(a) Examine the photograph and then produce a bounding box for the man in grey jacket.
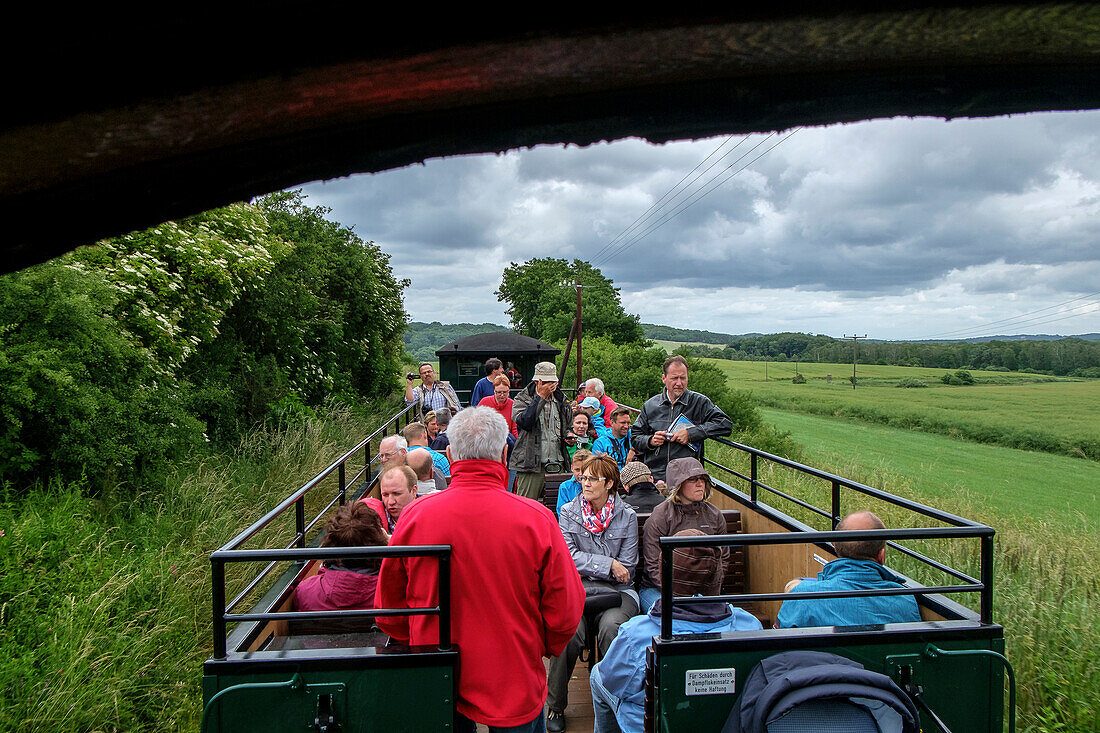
[631,355,733,482]
[510,361,572,501]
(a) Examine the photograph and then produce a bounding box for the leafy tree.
[496,258,643,345]
[188,191,408,439]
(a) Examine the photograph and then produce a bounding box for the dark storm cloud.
[299,111,1100,338]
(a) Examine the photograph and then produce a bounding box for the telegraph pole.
[844,334,866,389]
[575,280,583,388]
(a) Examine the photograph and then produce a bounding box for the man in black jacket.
[631,355,732,482]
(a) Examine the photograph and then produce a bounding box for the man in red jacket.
[377,406,585,732]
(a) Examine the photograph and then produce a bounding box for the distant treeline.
[641,322,751,345]
[683,332,1100,377]
[404,321,512,362]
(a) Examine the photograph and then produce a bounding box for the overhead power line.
[919,290,1100,340]
[593,129,800,268]
[588,134,745,264]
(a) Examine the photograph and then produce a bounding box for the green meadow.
[704,364,1100,730]
[706,359,1100,460]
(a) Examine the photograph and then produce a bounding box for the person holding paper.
[630,355,732,482]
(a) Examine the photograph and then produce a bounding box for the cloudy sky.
[299,110,1100,340]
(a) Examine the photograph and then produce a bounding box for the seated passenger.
[618,461,663,513]
[555,449,592,515]
[576,396,610,437]
[292,502,389,612]
[378,434,408,469]
[777,511,922,628]
[591,406,635,469]
[584,377,619,416]
[428,409,451,452]
[590,529,761,733]
[407,448,445,495]
[567,410,596,459]
[547,455,639,732]
[403,421,451,477]
[638,458,728,613]
[361,465,418,533]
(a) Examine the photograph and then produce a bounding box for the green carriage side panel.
[652,622,1005,733]
[202,650,457,732]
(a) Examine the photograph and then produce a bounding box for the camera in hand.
[406,372,418,380]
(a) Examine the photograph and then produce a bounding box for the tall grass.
[0,398,399,732]
[707,443,1100,731]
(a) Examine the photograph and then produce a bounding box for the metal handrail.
[657,528,996,640]
[219,402,414,553]
[212,544,453,659]
[704,436,986,529]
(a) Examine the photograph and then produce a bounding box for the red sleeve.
[376,551,411,643]
[539,514,585,657]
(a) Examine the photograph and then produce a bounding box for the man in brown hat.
[509,360,571,500]
[618,461,664,513]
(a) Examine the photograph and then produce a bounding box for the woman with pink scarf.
[545,455,638,732]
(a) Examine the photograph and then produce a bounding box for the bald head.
[406,449,434,480]
[834,511,887,562]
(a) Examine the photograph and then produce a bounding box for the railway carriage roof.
[3,5,1099,272]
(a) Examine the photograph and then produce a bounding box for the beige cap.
[533,361,559,381]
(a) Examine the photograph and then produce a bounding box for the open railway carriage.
[203,401,1010,732]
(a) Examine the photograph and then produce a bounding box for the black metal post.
[212,559,227,659]
[750,453,758,503]
[364,442,371,477]
[661,547,674,640]
[831,480,841,529]
[295,497,306,548]
[338,463,346,505]
[438,552,452,650]
[980,534,994,624]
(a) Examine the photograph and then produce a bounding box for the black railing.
[212,402,416,637]
[211,545,452,659]
[657,527,996,640]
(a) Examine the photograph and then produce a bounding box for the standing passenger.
[631,355,732,482]
[377,407,584,733]
[470,357,505,406]
[510,361,571,501]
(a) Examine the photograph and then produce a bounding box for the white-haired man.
[377,435,408,468]
[584,376,618,416]
[378,407,584,733]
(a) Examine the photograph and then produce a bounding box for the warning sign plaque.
[685,667,737,696]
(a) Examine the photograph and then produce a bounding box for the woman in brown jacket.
[638,457,727,612]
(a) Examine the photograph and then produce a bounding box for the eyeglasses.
[579,475,607,485]
[380,450,404,460]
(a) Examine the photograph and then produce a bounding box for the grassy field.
[0,399,402,732]
[707,415,1100,731]
[706,359,1100,460]
[760,408,1100,528]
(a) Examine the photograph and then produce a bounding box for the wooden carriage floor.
[475,661,594,732]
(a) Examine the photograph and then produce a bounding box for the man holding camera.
[510,361,572,501]
[404,362,461,422]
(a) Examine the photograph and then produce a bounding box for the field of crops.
[705,359,1100,460]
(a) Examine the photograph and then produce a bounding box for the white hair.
[380,434,408,452]
[448,407,508,461]
[587,377,605,396]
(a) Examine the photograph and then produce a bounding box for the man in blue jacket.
[591,407,634,469]
[589,529,762,733]
[777,511,922,628]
